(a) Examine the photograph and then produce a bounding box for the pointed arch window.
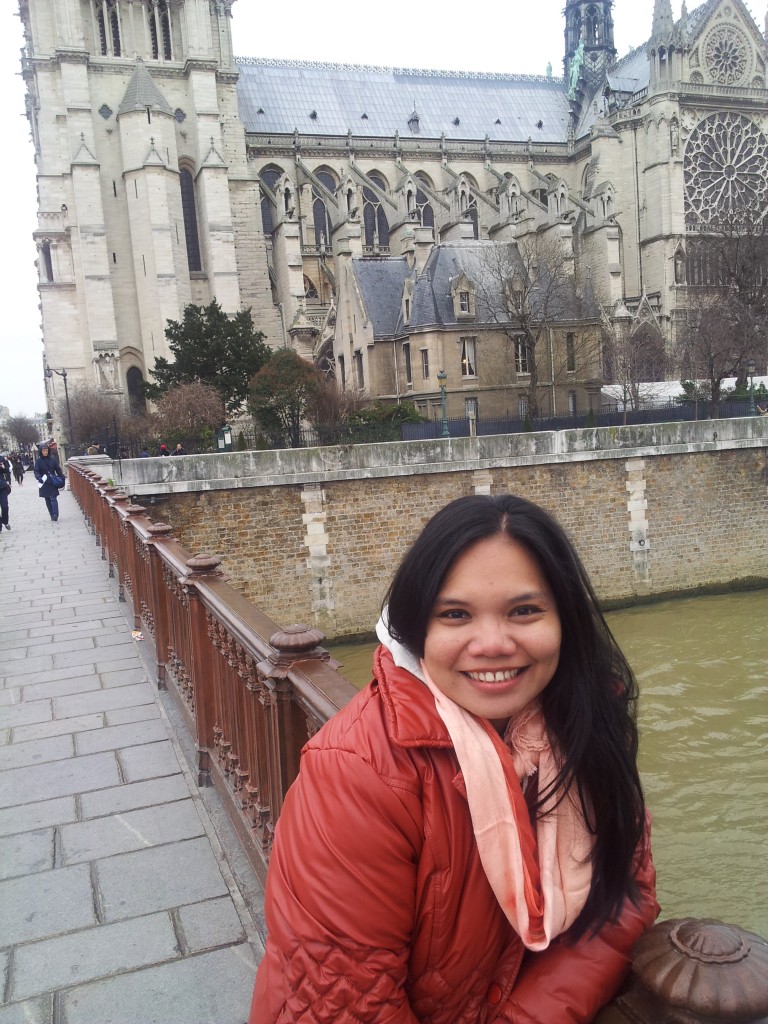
[179,167,201,272]
[363,172,390,250]
[313,170,336,248]
[96,1,122,57]
[126,367,147,415]
[41,241,54,283]
[586,5,600,45]
[414,173,434,228]
[260,167,283,236]
[149,1,172,61]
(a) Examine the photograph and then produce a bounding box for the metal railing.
[67,462,358,883]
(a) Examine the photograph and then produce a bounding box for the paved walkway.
[0,473,264,1024]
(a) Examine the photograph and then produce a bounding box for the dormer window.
[451,276,476,320]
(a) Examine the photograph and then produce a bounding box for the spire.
[118,60,172,117]
[652,0,675,40]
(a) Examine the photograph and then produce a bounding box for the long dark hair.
[384,494,646,939]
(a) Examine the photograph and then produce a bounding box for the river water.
[327,590,768,936]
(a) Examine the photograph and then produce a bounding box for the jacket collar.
[373,645,454,749]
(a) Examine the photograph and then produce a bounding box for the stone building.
[18,0,768,434]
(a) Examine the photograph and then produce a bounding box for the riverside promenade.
[0,477,264,1024]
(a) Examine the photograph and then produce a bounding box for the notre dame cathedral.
[18,0,768,432]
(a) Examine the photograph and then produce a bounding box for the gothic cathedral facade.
[18,0,768,433]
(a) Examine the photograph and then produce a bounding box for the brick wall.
[119,427,767,640]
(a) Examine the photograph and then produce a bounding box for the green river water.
[327,589,768,936]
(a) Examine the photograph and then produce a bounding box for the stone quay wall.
[102,418,768,640]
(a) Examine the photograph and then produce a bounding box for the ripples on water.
[328,590,768,936]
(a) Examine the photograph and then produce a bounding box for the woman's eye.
[437,608,468,621]
[511,605,541,617]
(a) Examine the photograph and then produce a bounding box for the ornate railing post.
[597,918,768,1023]
[144,523,174,686]
[108,491,129,586]
[256,625,330,836]
[121,504,146,619]
[183,554,224,786]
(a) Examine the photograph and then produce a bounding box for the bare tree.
[154,381,225,440]
[474,236,602,418]
[304,369,366,443]
[601,310,668,422]
[4,415,40,449]
[678,206,767,413]
[62,386,125,447]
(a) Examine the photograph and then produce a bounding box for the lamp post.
[747,359,756,415]
[436,369,450,438]
[44,366,74,444]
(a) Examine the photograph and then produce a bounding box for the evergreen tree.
[145,300,270,414]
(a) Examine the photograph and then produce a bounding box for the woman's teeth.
[466,669,523,683]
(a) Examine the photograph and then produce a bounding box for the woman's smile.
[422,534,562,728]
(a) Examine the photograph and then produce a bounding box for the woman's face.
[422,534,561,730]
[41,447,49,456]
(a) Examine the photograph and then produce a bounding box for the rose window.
[684,112,768,226]
[704,25,749,85]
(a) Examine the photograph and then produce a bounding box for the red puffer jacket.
[250,646,658,1024]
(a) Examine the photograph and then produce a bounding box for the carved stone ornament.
[631,918,768,1020]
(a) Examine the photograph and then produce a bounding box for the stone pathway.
[0,471,264,1023]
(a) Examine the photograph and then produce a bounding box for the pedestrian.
[250,494,659,1024]
[11,453,24,485]
[86,443,99,455]
[159,444,170,456]
[139,447,150,458]
[0,454,12,532]
[34,441,65,522]
[171,443,185,456]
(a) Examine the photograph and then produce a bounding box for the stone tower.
[18,0,262,430]
[564,0,617,95]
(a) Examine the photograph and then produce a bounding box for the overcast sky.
[1,0,675,417]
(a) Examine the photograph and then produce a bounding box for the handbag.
[48,471,65,489]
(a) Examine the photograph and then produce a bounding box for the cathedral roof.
[118,60,173,117]
[235,58,571,143]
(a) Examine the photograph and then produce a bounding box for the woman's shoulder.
[304,648,451,780]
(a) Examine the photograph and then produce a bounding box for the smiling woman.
[250,494,659,1024]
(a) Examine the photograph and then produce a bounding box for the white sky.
[1,0,679,417]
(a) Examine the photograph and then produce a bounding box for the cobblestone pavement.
[0,472,264,1024]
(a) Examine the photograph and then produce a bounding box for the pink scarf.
[419,663,593,949]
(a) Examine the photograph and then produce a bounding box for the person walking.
[11,454,25,485]
[159,444,170,456]
[171,443,186,456]
[34,442,65,522]
[0,455,12,532]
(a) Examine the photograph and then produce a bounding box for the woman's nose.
[466,620,517,657]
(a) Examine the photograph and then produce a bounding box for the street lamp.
[436,369,450,438]
[44,366,74,445]
[747,359,756,415]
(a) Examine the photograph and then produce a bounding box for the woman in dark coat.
[0,455,12,532]
[34,442,65,521]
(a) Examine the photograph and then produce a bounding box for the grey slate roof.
[235,2,730,145]
[236,59,571,143]
[118,60,173,116]
[352,257,411,336]
[353,241,597,339]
